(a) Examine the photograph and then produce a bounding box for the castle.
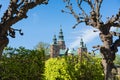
[50,28,87,58]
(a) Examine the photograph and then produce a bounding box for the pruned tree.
[62,0,120,80]
[0,0,48,57]
[35,42,50,55]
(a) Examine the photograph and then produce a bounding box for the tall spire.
[80,38,84,47]
[58,25,64,41]
[52,35,57,44]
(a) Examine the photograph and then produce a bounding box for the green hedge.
[0,47,45,80]
[0,47,104,80]
[44,56,104,80]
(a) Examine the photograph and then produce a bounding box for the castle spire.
[80,38,84,47]
[77,38,87,61]
[58,26,64,41]
[58,26,66,49]
[50,34,59,58]
[53,35,57,44]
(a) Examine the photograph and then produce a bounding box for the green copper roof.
[80,38,84,47]
[58,27,64,41]
[68,48,77,55]
[79,38,87,48]
[59,49,66,55]
[52,35,57,44]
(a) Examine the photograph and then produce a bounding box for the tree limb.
[83,0,94,11]
[0,0,48,36]
[105,9,120,28]
[0,0,48,57]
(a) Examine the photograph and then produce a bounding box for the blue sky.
[0,0,120,53]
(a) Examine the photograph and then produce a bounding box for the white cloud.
[110,27,116,31]
[69,27,117,49]
[69,28,99,48]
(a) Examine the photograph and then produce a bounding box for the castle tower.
[78,38,87,54]
[77,38,87,61]
[57,27,66,50]
[50,35,60,58]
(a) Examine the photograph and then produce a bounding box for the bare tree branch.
[1,0,48,36]
[0,0,48,57]
[76,0,88,17]
[83,0,94,10]
[63,0,120,79]
[105,9,120,28]
[63,0,104,29]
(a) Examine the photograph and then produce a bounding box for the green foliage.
[1,47,104,80]
[115,75,120,80]
[44,55,104,80]
[114,54,120,65]
[0,47,45,80]
[44,57,72,80]
[35,42,50,54]
[35,42,50,59]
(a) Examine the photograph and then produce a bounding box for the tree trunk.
[0,0,48,58]
[100,33,117,80]
[0,36,9,57]
[102,59,117,80]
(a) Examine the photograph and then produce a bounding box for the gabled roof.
[68,49,77,55]
[59,49,67,55]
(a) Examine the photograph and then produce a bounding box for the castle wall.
[50,44,60,58]
[58,41,66,50]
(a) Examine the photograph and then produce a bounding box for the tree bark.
[0,36,9,57]
[0,0,48,57]
[100,32,117,80]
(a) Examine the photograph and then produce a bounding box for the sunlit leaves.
[44,56,104,80]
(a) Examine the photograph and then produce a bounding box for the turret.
[77,38,87,61]
[78,38,87,53]
[52,35,57,44]
[58,27,66,49]
[50,35,59,58]
[80,38,84,47]
[58,28,64,41]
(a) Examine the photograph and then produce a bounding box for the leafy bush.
[44,57,73,80]
[114,54,120,65]
[0,47,104,80]
[44,55,104,80]
[0,47,45,80]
